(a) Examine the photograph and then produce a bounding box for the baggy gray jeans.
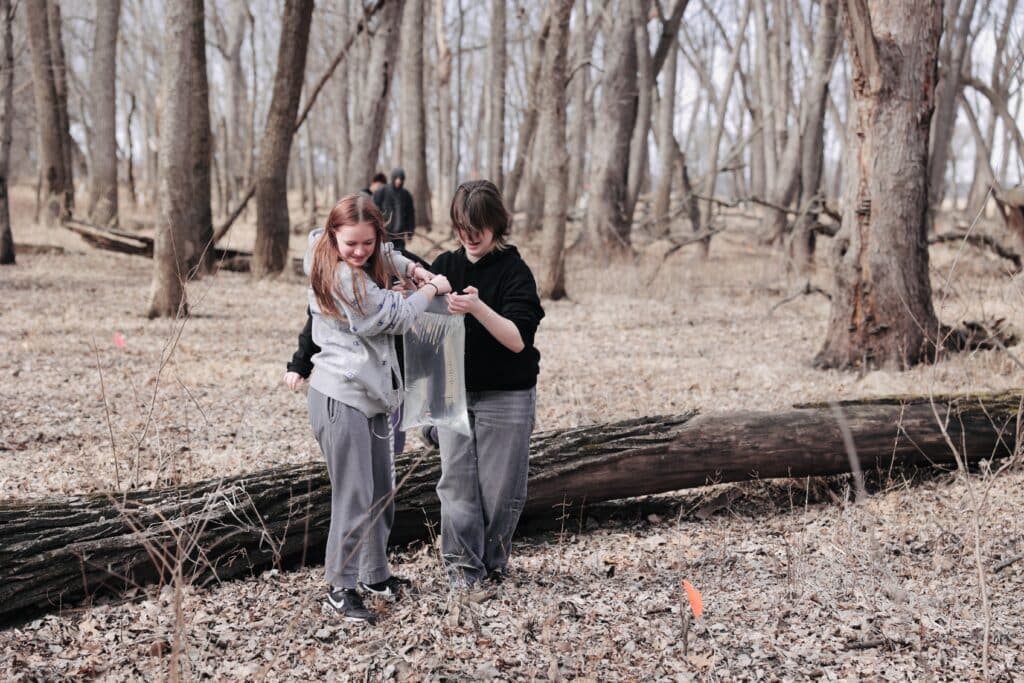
[436,388,536,585]
[308,388,395,589]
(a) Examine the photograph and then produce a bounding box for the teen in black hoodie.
[431,180,544,589]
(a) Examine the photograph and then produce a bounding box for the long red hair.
[310,194,397,320]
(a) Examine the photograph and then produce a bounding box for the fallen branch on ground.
[0,393,1020,626]
[929,231,1022,273]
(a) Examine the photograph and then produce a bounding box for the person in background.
[373,168,415,251]
[361,171,388,198]
[299,194,448,624]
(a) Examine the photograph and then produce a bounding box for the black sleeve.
[286,307,319,378]
[499,262,545,347]
[373,187,398,234]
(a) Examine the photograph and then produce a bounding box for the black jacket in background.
[431,246,544,392]
[372,184,415,238]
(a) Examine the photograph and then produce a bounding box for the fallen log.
[58,217,293,273]
[0,393,1019,626]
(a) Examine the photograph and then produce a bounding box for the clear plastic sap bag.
[401,296,471,436]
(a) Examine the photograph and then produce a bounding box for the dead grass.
[1,185,1023,680]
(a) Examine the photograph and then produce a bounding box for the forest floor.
[2,185,1024,680]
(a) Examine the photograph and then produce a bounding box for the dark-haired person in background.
[373,168,415,251]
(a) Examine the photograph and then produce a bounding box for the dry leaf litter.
[2,187,1023,680]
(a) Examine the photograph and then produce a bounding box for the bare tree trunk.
[252,0,314,277]
[304,114,316,216]
[347,0,401,193]
[0,0,13,264]
[486,0,506,188]
[624,0,652,227]
[790,0,840,273]
[123,95,137,209]
[504,8,552,212]
[25,0,70,225]
[212,0,250,207]
[567,0,589,206]
[815,0,941,370]
[399,0,432,231]
[47,0,74,216]
[696,0,751,259]
[538,0,573,299]
[583,0,638,254]
[928,0,977,217]
[146,0,200,319]
[87,0,121,227]
[651,40,677,236]
[333,54,349,197]
[678,149,701,236]
[433,0,453,226]
[190,0,213,274]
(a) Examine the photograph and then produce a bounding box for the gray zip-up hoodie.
[304,229,430,417]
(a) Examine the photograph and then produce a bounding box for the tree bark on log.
[1,394,1019,626]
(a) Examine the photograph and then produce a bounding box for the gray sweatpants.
[308,388,395,589]
[436,388,536,585]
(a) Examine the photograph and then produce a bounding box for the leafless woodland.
[2,0,1024,680]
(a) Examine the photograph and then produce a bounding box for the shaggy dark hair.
[449,180,511,247]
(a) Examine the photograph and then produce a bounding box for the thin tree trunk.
[252,0,314,277]
[25,0,70,226]
[928,0,977,216]
[190,0,213,274]
[651,40,677,236]
[146,0,199,319]
[625,0,653,227]
[790,0,840,273]
[222,1,249,206]
[583,0,638,254]
[124,93,137,207]
[47,0,74,217]
[334,53,350,196]
[0,0,13,264]
[504,8,552,211]
[567,0,589,206]
[399,0,432,231]
[816,0,942,370]
[486,0,506,188]
[697,0,751,259]
[87,0,121,227]
[538,0,573,300]
[434,0,453,226]
[346,0,400,194]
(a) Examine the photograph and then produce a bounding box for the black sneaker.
[420,425,440,449]
[359,575,416,600]
[324,588,377,624]
[485,569,506,585]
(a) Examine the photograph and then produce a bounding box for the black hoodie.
[431,245,544,392]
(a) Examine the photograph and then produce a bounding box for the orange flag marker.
[683,580,703,619]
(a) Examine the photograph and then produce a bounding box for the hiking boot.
[420,425,440,449]
[324,588,377,624]
[485,569,506,585]
[359,575,416,601]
